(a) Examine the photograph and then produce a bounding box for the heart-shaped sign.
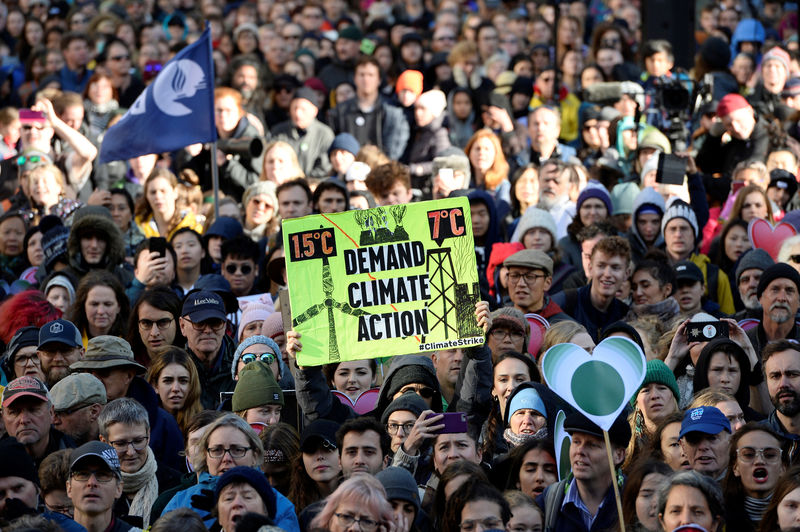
[553,410,571,481]
[749,218,797,260]
[541,336,646,431]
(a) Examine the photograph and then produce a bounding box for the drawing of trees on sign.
[450,234,482,337]
[353,206,409,246]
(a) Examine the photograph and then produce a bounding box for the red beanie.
[396,70,424,97]
[716,93,751,118]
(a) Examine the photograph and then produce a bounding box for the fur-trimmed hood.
[67,206,126,273]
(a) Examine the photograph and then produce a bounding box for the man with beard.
[733,249,774,322]
[229,56,269,129]
[536,159,576,240]
[37,319,84,388]
[746,263,800,355]
[762,340,800,457]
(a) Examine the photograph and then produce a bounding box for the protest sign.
[282,197,484,366]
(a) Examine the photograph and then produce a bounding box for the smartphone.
[656,153,688,185]
[438,168,454,182]
[19,109,46,123]
[426,412,468,434]
[149,237,167,258]
[686,321,729,341]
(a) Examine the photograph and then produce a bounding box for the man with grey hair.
[527,106,576,165]
[746,263,800,354]
[98,398,182,529]
[656,470,724,531]
[733,249,774,322]
[51,373,107,445]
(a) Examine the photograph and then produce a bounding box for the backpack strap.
[543,479,569,532]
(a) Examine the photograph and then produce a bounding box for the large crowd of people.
[0,0,799,532]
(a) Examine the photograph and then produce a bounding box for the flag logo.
[153,59,208,117]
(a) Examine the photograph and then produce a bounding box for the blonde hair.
[193,414,265,474]
[28,163,66,196]
[540,321,589,354]
[260,140,305,183]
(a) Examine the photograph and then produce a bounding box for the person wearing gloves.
[232,361,284,427]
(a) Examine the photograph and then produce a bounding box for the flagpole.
[205,23,220,220]
[212,143,220,220]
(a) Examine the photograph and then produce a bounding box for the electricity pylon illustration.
[426,248,458,339]
[292,256,368,362]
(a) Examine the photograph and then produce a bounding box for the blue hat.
[507,387,547,420]
[181,290,227,322]
[191,274,239,314]
[205,216,244,241]
[39,319,82,349]
[328,133,360,156]
[680,406,731,438]
[215,466,276,518]
[577,185,613,216]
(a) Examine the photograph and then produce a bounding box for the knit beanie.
[214,466,277,518]
[260,311,284,340]
[640,154,660,185]
[242,182,278,213]
[415,90,448,118]
[638,128,672,154]
[490,307,530,336]
[396,70,424,98]
[232,335,282,379]
[577,184,613,215]
[237,296,276,341]
[381,391,428,425]
[41,226,70,272]
[631,359,680,406]
[763,46,791,75]
[610,182,640,216]
[232,361,284,411]
[511,207,558,244]
[757,263,800,299]
[716,93,750,118]
[0,438,38,485]
[384,358,439,400]
[661,199,699,240]
[507,386,547,420]
[735,249,774,284]
[376,467,420,513]
[328,133,361,157]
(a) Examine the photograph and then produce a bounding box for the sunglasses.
[241,352,276,365]
[790,255,800,264]
[17,154,46,166]
[225,263,253,275]
[110,54,130,61]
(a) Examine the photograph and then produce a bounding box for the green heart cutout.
[553,410,571,481]
[541,336,646,431]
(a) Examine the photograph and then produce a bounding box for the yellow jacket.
[689,252,736,315]
[529,92,581,143]
[136,210,203,240]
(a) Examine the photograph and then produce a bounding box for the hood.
[629,187,666,250]
[731,19,766,62]
[374,355,443,417]
[446,87,475,126]
[503,381,574,437]
[67,210,126,272]
[468,189,501,249]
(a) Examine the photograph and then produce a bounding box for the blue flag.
[98,28,216,164]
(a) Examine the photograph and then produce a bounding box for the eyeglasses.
[138,318,173,330]
[55,403,92,416]
[45,502,73,516]
[21,124,46,132]
[108,436,149,452]
[241,352,276,365]
[507,272,546,285]
[225,263,253,275]
[386,422,415,435]
[110,54,130,61]
[334,513,379,532]
[71,470,116,483]
[737,446,782,463]
[398,384,435,399]
[184,318,226,332]
[17,154,46,166]
[490,329,525,341]
[789,255,800,264]
[460,517,504,531]
[207,445,251,459]
[14,354,40,367]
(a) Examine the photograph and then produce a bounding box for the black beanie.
[381,391,429,425]
[386,364,439,400]
[757,263,800,299]
[0,438,38,485]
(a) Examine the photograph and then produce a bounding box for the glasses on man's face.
[398,384,434,399]
[14,354,40,367]
[334,513,379,532]
[138,318,173,330]
[737,446,782,464]
[490,328,525,342]
[241,352,276,365]
[225,263,253,275]
[460,517,504,532]
[184,317,226,332]
[71,470,116,483]
[386,422,415,435]
[108,436,149,453]
[789,254,800,264]
[207,445,251,459]
[507,272,546,285]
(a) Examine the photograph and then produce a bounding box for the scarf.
[121,446,159,528]
[503,427,549,448]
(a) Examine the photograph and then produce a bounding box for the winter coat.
[270,118,335,180]
[627,188,666,262]
[405,114,452,187]
[695,116,770,178]
[329,96,410,160]
[64,207,133,286]
[187,334,237,409]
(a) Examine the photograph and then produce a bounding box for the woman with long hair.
[146,346,202,434]
[260,422,299,497]
[25,164,81,224]
[289,419,342,513]
[505,438,558,498]
[259,140,305,185]
[508,164,538,220]
[465,129,510,205]
[621,460,672,532]
[126,286,184,367]
[759,465,800,532]
[135,168,203,239]
[67,270,130,345]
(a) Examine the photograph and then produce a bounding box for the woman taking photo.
[68,270,129,345]
[126,287,184,367]
[135,169,203,239]
[146,346,202,434]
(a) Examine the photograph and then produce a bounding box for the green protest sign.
[282,197,484,367]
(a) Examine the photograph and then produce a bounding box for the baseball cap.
[38,319,82,350]
[503,249,554,276]
[674,261,704,285]
[2,376,50,408]
[300,419,339,453]
[70,441,122,478]
[182,290,227,322]
[50,373,107,412]
[768,169,798,198]
[679,406,731,438]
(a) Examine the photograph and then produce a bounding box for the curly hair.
[365,161,411,199]
[590,235,632,263]
[0,290,61,344]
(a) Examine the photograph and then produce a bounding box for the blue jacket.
[537,479,622,532]
[162,471,300,532]
[552,284,629,342]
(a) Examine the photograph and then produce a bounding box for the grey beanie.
[44,275,76,305]
[242,182,278,212]
[232,335,282,379]
[381,391,428,425]
[376,467,420,513]
[735,248,775,284]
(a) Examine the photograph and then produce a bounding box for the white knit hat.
[661,198,699,240]
[511,206,558,244]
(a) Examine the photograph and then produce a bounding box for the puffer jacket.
[64,206,133,286]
